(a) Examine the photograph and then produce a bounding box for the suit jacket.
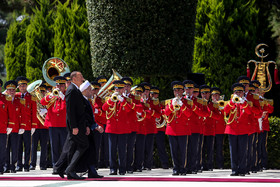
[66,83,88,146]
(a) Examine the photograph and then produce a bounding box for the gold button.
[57,114,59,116]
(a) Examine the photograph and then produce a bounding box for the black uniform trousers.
[168,135,188,174]
[228,134,248,175]
[187,133,200,172]
[144,133,155,169]
[133,134,146,171]
[93,129,102,167]
[49,127,67,166]
[258,131,268,169]
[247,133,254,173]
[17,130,31,169]
[251,133,258,172]
[30,129,49,168]
[155,131,169,168]
[202,135,215,170]
[99,125,109,168]
[5,133,19,170]
[126,132,136,172]
[0,133,7,172]
[215,134,224,169]
[108,133,128,174]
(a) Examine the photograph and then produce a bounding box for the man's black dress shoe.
[109,170,117,175]
[239,173,245,176]
[67,172,85,180]
[88,174,103,178]
[127,170,133,174]
[135,169,142,172]
[24,168,29,172]
[40,167,47,170]
[119,172,125,175]
[15,167,22,172]
[29,166,36,170]
[230,172,238,176]
[10,170,16,173]
[58,171,64,178]
[172,171,179,176]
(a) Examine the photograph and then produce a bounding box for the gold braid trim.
[106,103,116,119]
[168,104,174,112]
[166,112,176,123]
[225,108,237,125]
[228,102,234,108]
[242,103,248,109]
[209,111,213,118]
[131,103,136,110]
[151,110,155,117]
[192,105,197,111]
[182,105,187,111]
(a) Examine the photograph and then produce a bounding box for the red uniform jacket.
[164,97,193,136]
[224,99,252,135]
[92,96,107,128]
[41,94,67,127]
[203,102,223,136]
[6,95,22,133]
[144,98,161,134]
[260,100,274,132]
[156,102,166,132]
[125,94,143,132]
[102,97,132,134]
[187,96,209,134]
[16,92,37,131]
[246,92,261,134]
[215,107,226,135]
[0,94,8,134]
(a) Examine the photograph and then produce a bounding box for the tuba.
[42,57,70,87]
[27,80,46,125]
[98,69,122,98]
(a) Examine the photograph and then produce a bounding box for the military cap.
[200,84,211,93]
[248,83,256,91]
[140,82,151,90]
[0,79,3,87]
[96,76,108,84]
[39,84,47,91]
[121,77,133,86]
[210,87,222,95]
[63,73,71,81]
[250,80,261,88]
[135,84,145,93]
[53,76,67,84]
[171,81,184,90]
[113,80,125,88]
[183,80,195,88]
[237,75,250,84]
[193,84,200,92]
[4,80,17,89]
[42,81,52,88]
[150,86,160,94]
[90,81,101,89]
[231,83,245,92]
[16,76,30,85]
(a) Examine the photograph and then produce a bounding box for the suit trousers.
[126,132,136,171]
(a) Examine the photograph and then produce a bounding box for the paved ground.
[0,167,279,187]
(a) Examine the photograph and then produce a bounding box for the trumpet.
[111,92,119,102]
[218,100,225,108]
[174,94,181,110]
[52,88,60,97]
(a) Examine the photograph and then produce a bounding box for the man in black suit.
[64,71,90,180]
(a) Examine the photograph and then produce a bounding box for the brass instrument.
[111,92,119,102]
[174,94,181,110]
[218,100,225,108]
[98,69,122,98]
[27,80,46,125]
[52,88,60,97]
[232,95,241,103]
[42,57,70,87]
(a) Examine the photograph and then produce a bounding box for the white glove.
[172,98,177,105]
[178,100,183,106]
[40,108,48,117]
[59,91,65,100]
[117,95,124,102]
[258,118,263,131]
[239,97,245,104]
[136,112,142,116]
[18,129,25,135]
[49,93,54,98]
[31,128,36,136]
[6,128,12,135]
[94,109,99,114]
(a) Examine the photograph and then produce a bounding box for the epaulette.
[153,99,159,105]
[163,99,171,106]
[20,98,26,105]
[247,101,253,107]
[197,98,203,105]
[253,94,259,100]
[187,99,193,106]
[134,95,141,101]
[5,95,12,101]
[267,99,274,106]
[213,102,219,109]
[144,103,150,108]
[126,97,132,103]
[31,95,37,101]
[259,100,264,107]
[101,98,105,104]
[203,99,208,106]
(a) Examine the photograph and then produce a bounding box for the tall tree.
[4,15,30,80]
[86,0,198,79]
[25,0,55,81]
[54,0,93,80]
[193,0,259,97]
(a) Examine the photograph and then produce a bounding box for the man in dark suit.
[64,71,90,180]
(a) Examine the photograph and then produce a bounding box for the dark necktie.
[21,93,24,98]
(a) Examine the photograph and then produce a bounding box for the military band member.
[0,79,8,174]
[224,83,252,176]
[30,85,49,170]
[201,85,221,171]
[4,80,22,173]
[212,87,226,169]
[15,76,37,172]
[164,81,193,175]
[258,91,274,170]
[154,88,170,169]
[96,76,109,168]
[142,83,161,171]
[102,80,132,175]
[63,73,71,88]
[90,81,107,169]
[41,76,67,169]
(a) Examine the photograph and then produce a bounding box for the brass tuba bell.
[42,57,70,87]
